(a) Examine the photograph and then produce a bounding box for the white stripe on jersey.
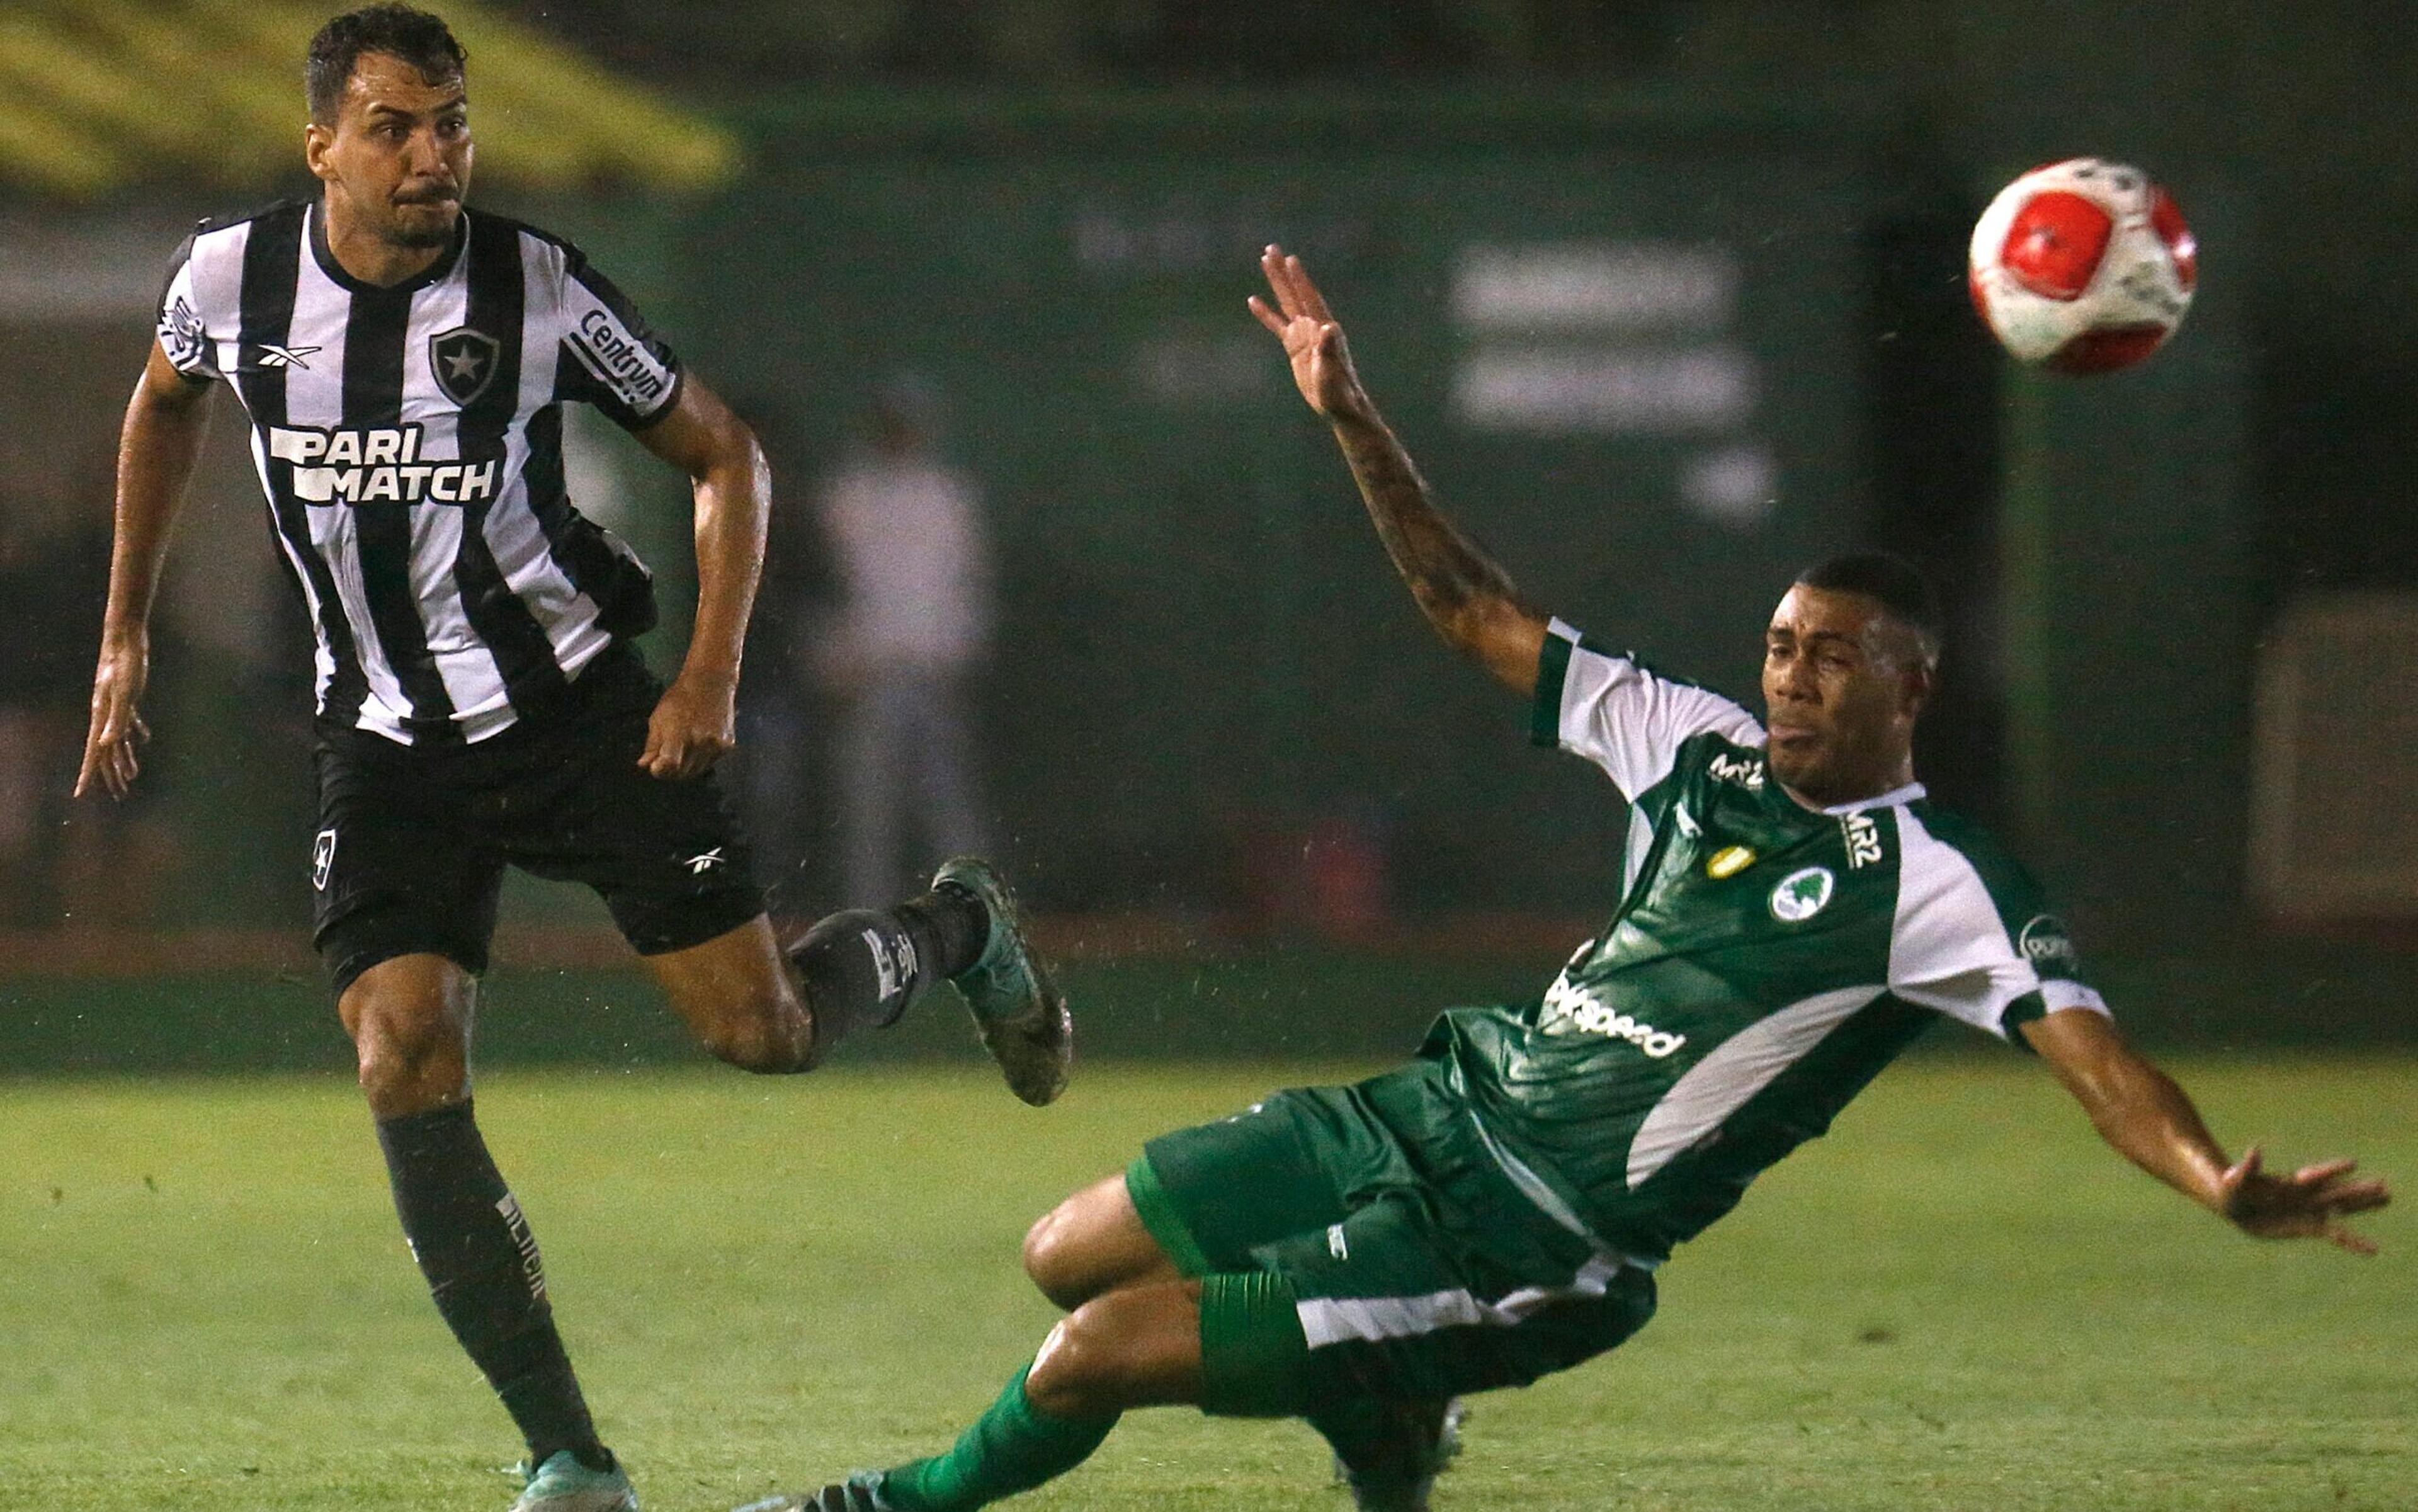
[396,268,512,732]
[1625,984,1886,1190]
[499,231,611,679]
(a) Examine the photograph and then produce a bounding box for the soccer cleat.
[510,1450,639,1512]
[932,856,1072,1106]
[1334,1397,1467,1512]
[732,1471,889,1512]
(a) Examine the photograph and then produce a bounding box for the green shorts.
[1132,1064,1657,1408]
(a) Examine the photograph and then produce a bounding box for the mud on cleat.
[932,856,1072,1106]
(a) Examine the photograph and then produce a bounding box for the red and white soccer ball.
[1967,157,2198,374]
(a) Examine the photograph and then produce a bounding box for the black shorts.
[310,642,766,994]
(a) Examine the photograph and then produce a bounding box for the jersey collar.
[307,200,467,298]
[1818,781,1926,816]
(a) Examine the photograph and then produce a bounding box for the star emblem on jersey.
[1769,865,1834,922]
[311,828,338,892]
[428,326,501,406]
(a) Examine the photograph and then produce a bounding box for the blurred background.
[2,0,2413,1067]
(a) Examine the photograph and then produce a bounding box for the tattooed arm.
[1251,244,1548,693]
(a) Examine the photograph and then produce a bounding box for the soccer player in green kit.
[746,247,2390,1512]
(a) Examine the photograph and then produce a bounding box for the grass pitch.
[4,1055,2409,1511]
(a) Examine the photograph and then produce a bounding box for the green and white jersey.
[1422,621,2108,1265]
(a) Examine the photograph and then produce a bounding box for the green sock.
[878,1364,1119,1512]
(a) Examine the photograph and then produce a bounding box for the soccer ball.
[1967,157,2197,374]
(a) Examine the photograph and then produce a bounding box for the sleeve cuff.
[1531,620,1577,749]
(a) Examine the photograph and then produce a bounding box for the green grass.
[3,1057,2410,1510]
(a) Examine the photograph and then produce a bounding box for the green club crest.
[1769,865,1835,922]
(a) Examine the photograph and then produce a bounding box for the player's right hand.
[75,634,152,800]
[2216,1145,2390,1255]
[1250,244,1373,423]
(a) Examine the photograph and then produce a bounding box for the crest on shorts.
[312,828,338,892]
[1769,865,1834,922]
[429,326,501,406]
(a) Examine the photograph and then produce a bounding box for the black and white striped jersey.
[156,199,683,745]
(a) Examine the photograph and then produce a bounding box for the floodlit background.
[0,4,2410,1509]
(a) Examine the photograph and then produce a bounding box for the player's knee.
[349,1003,468,1114]
[1026,1308,1132,1419]
[1023,1203,1094,1309]
[694,997,814,1075]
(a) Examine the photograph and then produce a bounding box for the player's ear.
[1899,659,1934,721]
[304,121,336,183]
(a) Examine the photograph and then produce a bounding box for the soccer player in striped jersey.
[72,9,1070,1510]
[741,249,2388,1512]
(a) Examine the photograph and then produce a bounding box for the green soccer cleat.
[932,856,1072,1106]
[732,1471,889,1512]
[510,1450,639,1512]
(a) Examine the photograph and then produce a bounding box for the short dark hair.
[1793,551,1942,667]
[306,5,467,125]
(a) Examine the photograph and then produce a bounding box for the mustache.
[394,186,460,206]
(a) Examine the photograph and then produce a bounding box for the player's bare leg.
[645,861,1070,1105]
[1021,1173,1184,1310]
[341,954,633,1511]
[742,1284,1200,1512]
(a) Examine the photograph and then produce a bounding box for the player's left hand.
[2216,1146,2391,1254]
[641,673,736,780]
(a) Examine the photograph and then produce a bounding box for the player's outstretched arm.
[1250,244,1547,694]
[2021,1008,2390,1253]
[76,341,214,800]
[632,372,769,780]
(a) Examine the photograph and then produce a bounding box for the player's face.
[1760,586,1927,805]
[305,51,473,251]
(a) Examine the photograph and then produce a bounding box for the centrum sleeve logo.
[1769,865,1835,921]
[569,308,671,409]
[2018,914,2080,971]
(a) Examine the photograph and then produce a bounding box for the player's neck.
[318,191,450,288]
[1780,756,1919,813]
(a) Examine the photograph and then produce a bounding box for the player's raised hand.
[74,633,152,800]
[2216,1146,2391,1254]
[1249,244,1372,423]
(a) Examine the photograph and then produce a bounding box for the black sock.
[901,882,991,979]
[789,907,933,1052]
[787,883,990,1055]
[375,1101,608,1472]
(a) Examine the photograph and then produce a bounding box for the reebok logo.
[1541,975,1688,1059]
[683,848,725,875]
